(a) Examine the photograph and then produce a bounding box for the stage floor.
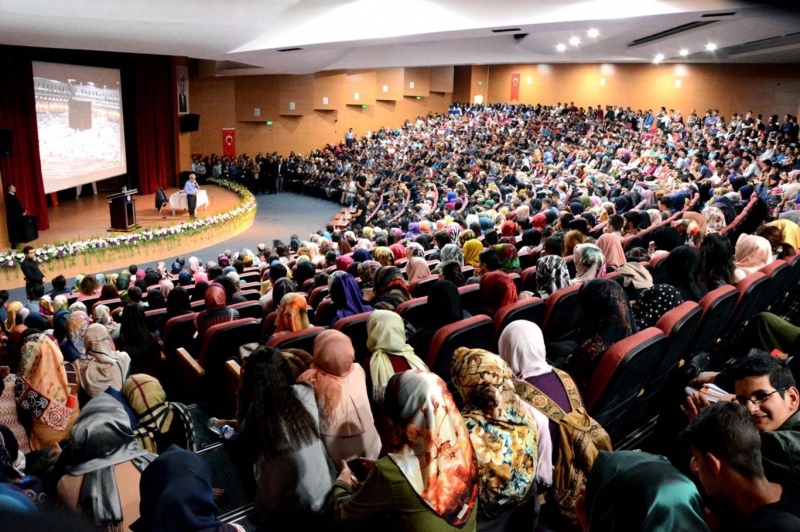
[29,184,241,247]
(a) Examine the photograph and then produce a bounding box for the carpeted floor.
[7,191,343,302]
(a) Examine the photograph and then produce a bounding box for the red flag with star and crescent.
[222,128,236,158]
[510,72,521,101]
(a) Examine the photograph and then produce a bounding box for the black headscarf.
[665,246,709,302]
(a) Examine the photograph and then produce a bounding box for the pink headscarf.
[596,233,627,269]
[336,254,354,272]
[734,234,773,277]
[406,257,432,284]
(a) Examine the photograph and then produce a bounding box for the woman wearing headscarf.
[156,287,192,339]
[463,239,484,267]
[195,284,240,342]
[633,285,684,329]
[332,371,478,531]
[158,280,174,301]
[371,266,411,311]
[74,324,131,401]
[536,255,571,300]
[389,243,407,264]
[237,346,335,524]
[178,270,193,287]
[297,331,381,465]
[366,310,428,402]
[272,293,311,338]
[595,233,627,270]
[495,243,521,273]
[374,247,395,267]
[480,271,518,318]
[666,246,709,302]
[563,230,586,257]
[4,301,22,332]
[571,244,605,286]
[415,233,434,251]
[578,451,708,532]
[406,241,426,259]
[565,279,638,390]
[122,374,196,455]
[766,218,800,250]
[702,206,728,234]
[329,274,372,327]
[500,220,517,244]
[439,243,464,267]
[188,256,203,275]
[130,446,241,532]
[294,261,317,291]
[451,348,539,527]
[146,288,166,311]
[733,233,774,282]
[405,256,432,284]
[357,260,381,288]
[61,311,91,363]
[335,255,354,274]
[15,333,80,450]
[56,394,155,532]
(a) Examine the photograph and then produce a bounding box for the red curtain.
[0,46,50,230]
[133,55,175,195]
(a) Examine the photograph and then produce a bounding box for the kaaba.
[68,100,92,130]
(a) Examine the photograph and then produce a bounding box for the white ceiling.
[1,0,799,75]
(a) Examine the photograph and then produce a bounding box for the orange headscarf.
[273,292,310,336]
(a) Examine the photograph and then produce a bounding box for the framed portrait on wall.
[177,66,189,114]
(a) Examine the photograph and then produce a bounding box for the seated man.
[682,401,800,529]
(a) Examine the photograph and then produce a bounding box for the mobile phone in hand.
[346,458,370,482]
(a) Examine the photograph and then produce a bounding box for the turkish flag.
[510,72,521,102]
[222,128,236,158]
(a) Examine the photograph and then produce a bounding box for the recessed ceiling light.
[679,49,689,56]
[654,53,664,64]
[556,43,567,52]
[569,37,581,46]
[588,29,599,38]
[706,43,717,51]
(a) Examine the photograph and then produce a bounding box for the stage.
[26,184,242,247]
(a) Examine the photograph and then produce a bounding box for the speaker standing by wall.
[180,114,200,133]
[0,128,13,157]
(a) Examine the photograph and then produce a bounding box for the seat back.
[162,313,198,361]
[314,298,336,326]
[729,272,770,331]
[93,298,123,314]
[542,284,583,343]
[563,256,576,278]
[461,265,475,278]
[492,298,546,349]
[266,326,325,353]
[198,318,260,374]
[409,275,438,298]
[261,310,277,339]
[585,328,666,442]
[190,300,206,312]
[693,285,739,353]
[761,261,791,312]
[458,284,483,317]
[396,297,429,330]
[309,286,328,309]
[145,308,167,333]
[426,315,493,380]
[238,290,261,301]
[508,272,522,293]
[239,272,261,284]
[228,301,264,320]
[300,278,314,293]
[239,282,261,293]
[649,254,669,285]
[521,266,537,293]
[334,312,374,364]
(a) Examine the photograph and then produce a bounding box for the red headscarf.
[204,283,226,311]
[336,254,354,272]
[480,272,518,317]
[389,243,408,262]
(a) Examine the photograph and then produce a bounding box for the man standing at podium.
[5,184,25,248]
[184,172,199,220]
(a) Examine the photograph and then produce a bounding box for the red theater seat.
[314,298,336,326]
[760,260,791,311]
[409,275,438,298]
[649,254,669,285]
[229,300,264,320]
[237,289,261,301]
[692,285,739,354]
[542,284,583,343]
[458,284,483,317]
[426,315,493,380]
[266,326,325,353]
[308,286,329,309]
[334,311,373,364]
[521,266,537,293]
[492,298,546,349]
[728,272,770,333]
[396,297,429,330]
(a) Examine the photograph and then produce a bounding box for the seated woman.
[332,370,478,531]
[61,311,91,363]
[439,260,466,287]
[409,281,470,355]
[130,445,244,532]
[146,288,166,310]
[536,255,570,300]
[16,334,80,450]
[571,243,605,286]
[122,374,196,454]
[494,243,521,274]
[74,324,131,405]
[463,239,484,267]
[666,246,709,302]
[297,330,381,465]
[76,275,100,301]
[406,256,432,284]
[733,233,774,282]
[237,346,335,525]
[57,394,155,531]
[195,284,240,342]
[366,310,428,403]
[374,246,395,267]
[329,273,372,327]
[118,304,161,375]
[596,233,627,270]
[699,233,737,291]
[451,348,539,529]
[480,271,519,317]
[564,278,638,390]
[633,284,684,329]
[271,293,311,338]
[371,267,411,312]
[156,286,193,339]
[577,451,707,531]
[92,304,120,341]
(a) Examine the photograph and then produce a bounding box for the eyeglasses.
[734,388,786,406]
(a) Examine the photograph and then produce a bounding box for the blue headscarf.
[330,273,373,326]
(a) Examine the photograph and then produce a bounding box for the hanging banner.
[222,128,236,158]
[510,72,521,101]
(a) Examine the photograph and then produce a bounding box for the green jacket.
[763,410,800,488]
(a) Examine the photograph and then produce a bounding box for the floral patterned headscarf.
[66,311,91,355]
[385,370,478,526]
[451,348,538,507]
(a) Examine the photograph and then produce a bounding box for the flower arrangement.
[0,178,256,272]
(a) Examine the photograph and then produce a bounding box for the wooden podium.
[107,189,138,231]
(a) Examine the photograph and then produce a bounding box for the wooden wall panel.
[452,65,471,103]
[278,74,314,116]
[470,65,489,104]
[376,68,404,101]
[345,71,377,106]
[430,66,454,93]
[313,71,346,110]
[187,76,235,160]
[403,67,431,97]
[234,75,279,122]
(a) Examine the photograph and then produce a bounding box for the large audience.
[3,102,800,530]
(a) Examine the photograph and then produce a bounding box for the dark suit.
[5,192,24,247]
[20,257,44,300]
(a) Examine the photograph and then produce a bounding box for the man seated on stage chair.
[184,172,199,220]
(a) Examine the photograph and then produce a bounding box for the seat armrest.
[176,347,205,401]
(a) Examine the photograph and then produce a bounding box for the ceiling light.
[679,48,689,56]
[587,29,599,38]
[706,43,717,51]
[653,53,664,64]
[569,37,581,46]
[556,43,567,52]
